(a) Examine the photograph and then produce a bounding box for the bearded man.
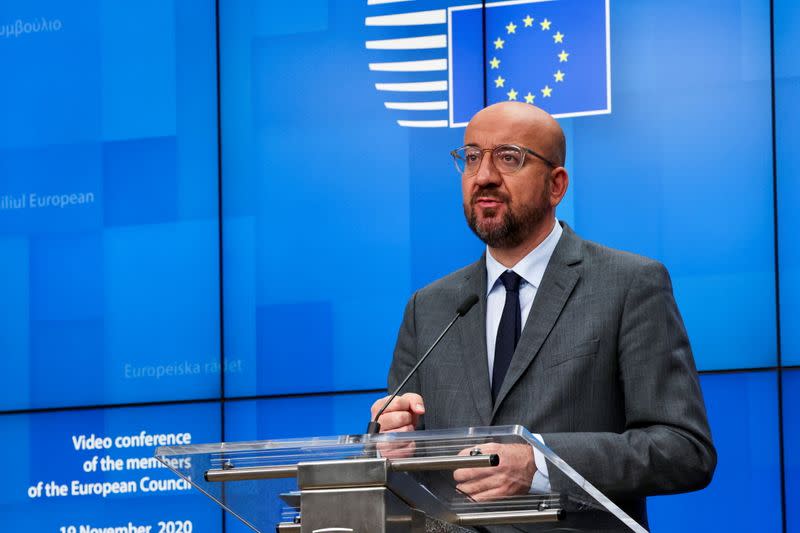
[371,102,716,528]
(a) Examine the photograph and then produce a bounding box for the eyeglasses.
[450,144,556,176]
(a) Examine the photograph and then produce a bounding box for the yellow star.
[524,92,535,104]
[523,15,534,27]
[541,85,553,97]
[540,18,551,30]
[494,37,505,49]
[558,50,569,62]
[507,88,518,100]
[553,31,564,43]
[489,56,500,69]
[506,22,517,34]
[494,75,506,88]
[554,70,565,82]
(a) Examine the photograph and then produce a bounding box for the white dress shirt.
[485,218,563,492]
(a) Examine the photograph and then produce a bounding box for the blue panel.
[29,233,103,321]
[102,137,179,227]
[0,142,103,235]
[225,392,385,442]
[103,221,220,404]
[784,370,800,533]
[0,403,221,531]
[776,0,800,365]
[0,1,101,149]
[27,232,106,407]
[648,372,782,532]
[0,0,219,410]
[0,237,30,403]
[174,0,218,221]
[571,0,775,371]
[221,0,433,396]
[99,0,177,141]
[30,319,104,406]
[252,0,329,36]
[450,7,484,125]
[256,302,334,394]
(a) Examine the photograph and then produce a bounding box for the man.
[371,102,716,527]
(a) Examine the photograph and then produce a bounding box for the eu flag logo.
[450,0,610,125]
[365,0,610,128]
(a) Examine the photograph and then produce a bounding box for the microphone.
[366,294,480,434]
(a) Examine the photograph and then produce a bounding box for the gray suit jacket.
[388,223,716,528]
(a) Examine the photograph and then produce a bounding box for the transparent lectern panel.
[156,425,647,533]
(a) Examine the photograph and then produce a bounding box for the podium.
[155,425,648,532]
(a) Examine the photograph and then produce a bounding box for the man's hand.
[453,443,536,501]
[369,392,425,432]
[370,393,424,459]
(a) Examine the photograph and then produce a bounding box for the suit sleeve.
[541,261,716,498]
[386,292,426,429]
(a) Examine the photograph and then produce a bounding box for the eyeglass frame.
[449,143,557,176]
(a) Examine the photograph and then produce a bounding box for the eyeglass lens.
[456,145,524,174]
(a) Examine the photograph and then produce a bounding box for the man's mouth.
[474,196,505,208]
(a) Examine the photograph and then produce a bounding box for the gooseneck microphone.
[366,294,480,434]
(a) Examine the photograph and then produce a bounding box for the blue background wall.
[0,0,797,531]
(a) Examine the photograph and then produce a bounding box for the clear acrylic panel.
[156,425,647,532]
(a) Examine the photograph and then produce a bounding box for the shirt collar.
[485,219,564,294]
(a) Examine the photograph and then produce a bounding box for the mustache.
[470,188,508,205]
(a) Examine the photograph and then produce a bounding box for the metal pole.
[205,453,499,482]
[389,454,499,472]
[457,509,563,526]
[204,464,297,482]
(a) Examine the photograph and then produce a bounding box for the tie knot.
[499,270,523,292]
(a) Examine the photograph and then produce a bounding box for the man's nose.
[474,153,502,186]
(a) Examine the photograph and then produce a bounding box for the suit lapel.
[491,223,583,418]
[455,258,493,426]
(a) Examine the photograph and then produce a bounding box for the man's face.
[461,112,553,249]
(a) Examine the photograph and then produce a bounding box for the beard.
[464,184,550,249]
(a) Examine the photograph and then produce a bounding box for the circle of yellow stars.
[489,15,570,104]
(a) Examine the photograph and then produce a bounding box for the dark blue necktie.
[492,270,523,402]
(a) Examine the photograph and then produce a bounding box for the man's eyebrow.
[463,143,520,150]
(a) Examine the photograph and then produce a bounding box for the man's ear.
[549,167,569,206]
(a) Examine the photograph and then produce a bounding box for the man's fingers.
[402,393,425,414]
[453,466,494,484]
[453,443,535,501]
[457,443,500,456]
[370,396,392,418]
[383,393,425,414]
[464,486,508,502]
[371,393,425,417]
[456,475,497,497]
[377,440,416,459]
[370,395,407,419]
[384,424,415,433]
[370,394,425,432]
[377,410,414,431]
